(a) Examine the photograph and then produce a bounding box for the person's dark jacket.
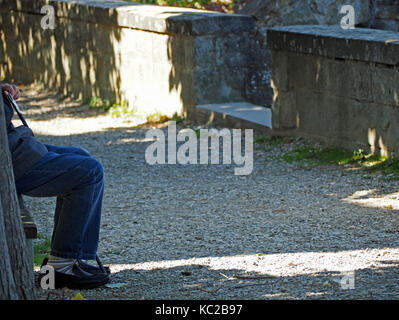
[2,93,48,180]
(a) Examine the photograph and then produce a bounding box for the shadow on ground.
[34,259,399,300]
[16,89,399,300]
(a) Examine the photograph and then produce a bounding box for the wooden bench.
[18,194,37,268]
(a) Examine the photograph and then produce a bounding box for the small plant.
[89,96,112,111]
[281,144,399,179]
[108,101,136,119]
[363,154,399,179]
[33,234,51,268]
[254,135,269,144]
[268,136,294,147]
[145,112,185,124]
[90,96,137,118]
[171,113,185,124]
[283,146,356,167]
[146,112,171,124]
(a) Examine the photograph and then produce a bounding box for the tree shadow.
[15,87,109,121]
[2,2,272,127]
[1,1,123,112]
[23,124,399,299]
[106,259,399,299]
[33,258,399,299]
[164,10,271,121]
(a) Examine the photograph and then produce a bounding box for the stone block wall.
[268,25,399,156]
[238,0,399,107]
[0,0,257,119]
[374,0,399,32]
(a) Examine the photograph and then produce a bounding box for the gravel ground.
[15,85,399,300]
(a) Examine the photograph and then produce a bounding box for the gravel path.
[16,85,399,300]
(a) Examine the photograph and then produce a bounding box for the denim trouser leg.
[44,145,96,252]
[15,145,104,260]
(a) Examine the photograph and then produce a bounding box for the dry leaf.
[72,293,86,300]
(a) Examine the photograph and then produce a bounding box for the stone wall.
[2,0,399,125]
[0,0,256,119]
[238,0,399,108]
[374,0,399,32]
[239,0,399,31]
[239,0,373,29]
[268,25,399,156]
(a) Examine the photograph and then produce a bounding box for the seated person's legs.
[2,83,108,288]
[16,151,109,288]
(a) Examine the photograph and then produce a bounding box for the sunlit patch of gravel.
[16,86,399,300]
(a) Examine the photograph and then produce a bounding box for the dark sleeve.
[1,91,48,180]
[2,93,15,131]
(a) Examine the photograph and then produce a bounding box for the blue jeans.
[16,145,104,260]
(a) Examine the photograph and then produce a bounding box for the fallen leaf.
[72,293,86,300]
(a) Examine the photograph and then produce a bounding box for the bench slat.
[18,194,38,240]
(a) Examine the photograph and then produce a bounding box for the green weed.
[33,234,51,268]
[282,144,399,178]
[254,135,269,144]
[146,112,185,124]
[108,101,136,118]
[282,146,355,167]
[88,96,112,111]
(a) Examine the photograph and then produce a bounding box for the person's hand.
[1,83,20,100]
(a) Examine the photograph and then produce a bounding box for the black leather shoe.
[77,256,111,275]
[42,256,111,275]
[41,258,110,289]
